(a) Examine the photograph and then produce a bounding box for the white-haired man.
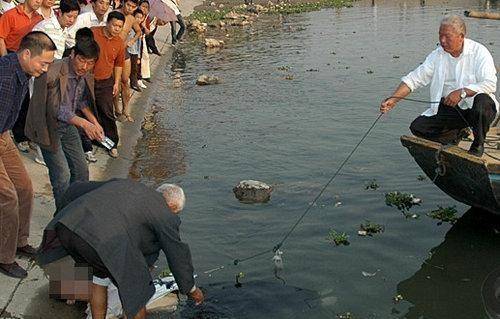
[380,15,498,157]
[37,179,204,319]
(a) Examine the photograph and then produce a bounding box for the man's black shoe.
[17,244,37,257]
[0,262,28,278]
[468,144,484,157]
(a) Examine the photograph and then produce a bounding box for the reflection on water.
[132,0,500,317]
[398,209,500,319]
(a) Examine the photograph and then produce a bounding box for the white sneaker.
[34,145,46,166]
[17,141,30,152]
[85,151,97,163]
[138,80,147,89]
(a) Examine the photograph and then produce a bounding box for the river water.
[131,0,500,317]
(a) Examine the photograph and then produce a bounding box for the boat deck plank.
[458,127,500,172]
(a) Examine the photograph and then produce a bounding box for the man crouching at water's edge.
[380,15,498,157]
[38,179,204,319]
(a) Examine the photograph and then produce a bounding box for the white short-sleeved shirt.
[33,14,68,59]
[66,9,109,48]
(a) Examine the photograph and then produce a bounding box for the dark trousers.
[145,26,160,54]
[94,77,119,148]
[55,224,113,280]
[12,93,30,143]
[40,124,89,210]
[130,53,140,87]
[410,93,497,147]
[170,14,185,44]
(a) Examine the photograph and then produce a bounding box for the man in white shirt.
[0,0,15,14]
[33,0,80,59]
[381,15,498,157]
[66,0,110,50]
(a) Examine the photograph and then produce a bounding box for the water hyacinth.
[326,229,350,246]
[426,206,458,225]
[385,191,421,212]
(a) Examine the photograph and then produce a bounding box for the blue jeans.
[41,124,89,209]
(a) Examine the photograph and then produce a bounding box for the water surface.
[132,1,500,317]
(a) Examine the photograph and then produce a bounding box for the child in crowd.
[128,8,144,92]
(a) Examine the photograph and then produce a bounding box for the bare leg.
[121,58,133,122]
[113,81,123,117]
[90,283,108,319]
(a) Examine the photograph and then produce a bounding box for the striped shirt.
[33,14,68,59]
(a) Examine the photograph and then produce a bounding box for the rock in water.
[233,180,272,203]
[196,75,220,85]
[204,38,224,48]
[188,19,207,33]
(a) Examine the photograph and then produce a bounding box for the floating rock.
[233,180,273,203]
[188,19,207,33]
[204,38,224,48]
[196,75,221,85]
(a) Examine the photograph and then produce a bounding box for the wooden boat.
[400,127,500,214]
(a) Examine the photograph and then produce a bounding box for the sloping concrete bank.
[0,1,201,318]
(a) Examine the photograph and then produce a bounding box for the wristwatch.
[460,89,467,100]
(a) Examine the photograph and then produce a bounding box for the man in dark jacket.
[25,31,103,210]
[38,179,204,319]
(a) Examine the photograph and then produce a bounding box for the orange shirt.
[92,26,125,81]
[0,4,42,51]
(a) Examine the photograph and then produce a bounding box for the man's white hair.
[156,183,185,211]
[441,15,466,36]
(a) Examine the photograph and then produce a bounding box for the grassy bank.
[189,0,354,23]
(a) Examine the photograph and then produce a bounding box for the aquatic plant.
[268,0,353,15]
[417,174,426,181]
[326,229,349,246]
[385,191,421,212]
[364,179,379,190]
[426,206,458,225]
[189,0,354,23]
[358,221,384,236]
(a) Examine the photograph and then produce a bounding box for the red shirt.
[92,26,125,81]
[0,4,42,51]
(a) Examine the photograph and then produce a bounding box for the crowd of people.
[0,0,201,315]
[0,0,200,315]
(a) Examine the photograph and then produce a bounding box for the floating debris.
[235,272,245,288]
[159,267,171,278]
[306,68,319,72]
[326,229,350,246]
[277,65,290,71]
[361,270,379,277]
[393,294,404,303]
[284,74,294,80]
[393,55,400,58]
[426,206,458,225]
[337,312,356,319]
[358,221,384,236]
[364,179,380,190]
[417,174,426,181]
[366,69,374,74]
[385,191,421,212]
[334,201,342,208]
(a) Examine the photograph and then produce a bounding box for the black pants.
[12,93,30,143]
[410,93,497,147]
[55,224,113,280]
[94,77,119,148]
[170,14,185,44]
[145,26,160,54]
[129,53,140,87]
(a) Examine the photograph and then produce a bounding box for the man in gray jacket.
[38,179,204,319]
[25,30,103,209]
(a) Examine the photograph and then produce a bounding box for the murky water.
[131,0,500,317]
